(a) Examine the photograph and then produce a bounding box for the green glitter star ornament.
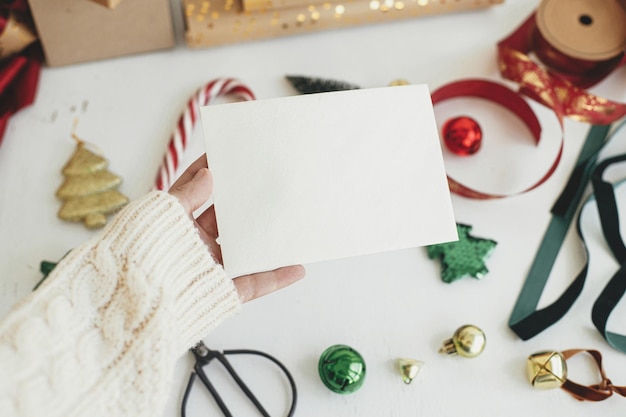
[426,223,497,283]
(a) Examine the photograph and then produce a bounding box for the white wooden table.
[1,1,625,416]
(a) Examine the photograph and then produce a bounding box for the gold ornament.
[439,324,486,358]
[56,125,129,229]
[389,79,410,86]
[526,351,567,390]
[396,358,424,384]
[525,349,626,401]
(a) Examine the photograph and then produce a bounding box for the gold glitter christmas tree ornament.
[56,123,129,229]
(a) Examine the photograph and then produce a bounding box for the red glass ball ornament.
[442,116,483,156]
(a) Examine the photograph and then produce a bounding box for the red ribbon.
[0,0,41,148]
[440,8,626,199]
[431,79,562,199]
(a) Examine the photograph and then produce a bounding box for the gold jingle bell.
[396,358,424,384]
[526,351,567,389]
[439,324,486,358]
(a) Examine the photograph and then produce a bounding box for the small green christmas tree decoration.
[286,75,360,94]
[33,260,58,291]
[56,129,129,229]
[426,223,497,283]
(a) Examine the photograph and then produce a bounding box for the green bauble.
[318,344,366,394]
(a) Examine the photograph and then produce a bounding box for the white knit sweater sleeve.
[0,191,242,417]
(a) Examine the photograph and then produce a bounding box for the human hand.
[168,155,306,302]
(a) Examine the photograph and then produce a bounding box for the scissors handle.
[181,344,297,417]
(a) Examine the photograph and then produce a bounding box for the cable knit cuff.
[100,191,241,354]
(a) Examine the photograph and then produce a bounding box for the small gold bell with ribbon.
[526,351,567,389]
[396,358,424,384]
[439,324,486,358]
[525,349,626,402]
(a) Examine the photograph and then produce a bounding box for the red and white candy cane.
[155,78,255,191]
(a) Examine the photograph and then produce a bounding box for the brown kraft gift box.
[28,0,175,67]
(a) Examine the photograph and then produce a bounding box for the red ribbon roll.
[497,12,626,124]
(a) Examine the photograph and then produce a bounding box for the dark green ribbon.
[588,153,626,352]
[508,124,617,341]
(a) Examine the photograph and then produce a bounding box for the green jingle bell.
[318,344,366,394]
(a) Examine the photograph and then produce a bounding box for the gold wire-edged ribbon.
[0,11,37,59]
[497,11,626,125]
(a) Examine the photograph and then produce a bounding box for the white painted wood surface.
[1,1,625,416]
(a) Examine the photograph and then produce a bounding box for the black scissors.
[181,341,297,417]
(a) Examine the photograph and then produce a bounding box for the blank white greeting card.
[201,85,457,276]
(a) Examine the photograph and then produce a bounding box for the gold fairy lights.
[183,0,499,44]
[189,0,431,25]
